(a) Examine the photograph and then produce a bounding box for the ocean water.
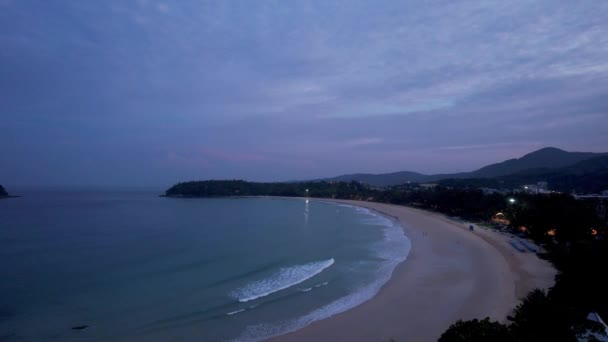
[0,189,411,341]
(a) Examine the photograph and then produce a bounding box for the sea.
[0,189,411,341]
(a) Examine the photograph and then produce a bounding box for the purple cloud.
[1,1,607,186]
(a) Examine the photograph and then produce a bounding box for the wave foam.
[233,258,334,303]
[236,205,411,342]
[227,309,246,316]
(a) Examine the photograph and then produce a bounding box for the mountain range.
[320,147,608,193]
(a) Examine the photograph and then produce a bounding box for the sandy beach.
[271,199,556,342]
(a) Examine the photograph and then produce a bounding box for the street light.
[509,198,516,204]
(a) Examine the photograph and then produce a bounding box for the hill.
[321,147,607,187]
[467,147,606,178]
[439,155,608,193]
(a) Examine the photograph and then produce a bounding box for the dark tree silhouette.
[438,318,510,342]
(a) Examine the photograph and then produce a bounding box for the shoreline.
[269,199,556,342]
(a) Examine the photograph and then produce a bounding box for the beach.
[271,200,556,342]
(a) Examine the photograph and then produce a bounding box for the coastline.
[269,199,556,342]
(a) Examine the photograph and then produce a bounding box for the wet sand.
[270,200,556,342]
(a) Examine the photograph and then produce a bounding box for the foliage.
[505,193,601,243]
[400,187,505,220]
[508,289,580,341]
[324,170,428,187]
[164,180,375,200]
[549,239,608,324]
[438,318,511,342]
[441,289,607,342]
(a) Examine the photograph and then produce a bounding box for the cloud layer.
[1,1,607,186]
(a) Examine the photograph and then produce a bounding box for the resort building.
[522,181,550,194]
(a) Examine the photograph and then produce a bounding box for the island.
[0,184,9,197]
[0,184,18,198]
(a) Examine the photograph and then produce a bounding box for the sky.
[1,0,608,187]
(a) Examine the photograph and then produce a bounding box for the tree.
[438,318,511,342]
[508,289,569,341]
[508,288,605,342]
[506,194,600,243]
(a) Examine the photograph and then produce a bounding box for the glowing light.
[492,212,510,225]
[591,229,597,236]
[547,229,556,236]
[509,198,516,204]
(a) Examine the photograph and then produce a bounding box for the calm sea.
[0,189,410,341]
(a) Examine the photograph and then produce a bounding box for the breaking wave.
[233,258,335,303]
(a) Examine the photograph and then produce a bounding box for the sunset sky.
[1,1,607,187]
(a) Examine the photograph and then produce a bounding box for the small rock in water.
[72,325,88,331]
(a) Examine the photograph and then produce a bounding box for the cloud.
[200,147,267,163]
[1,1,608,185]
[439,142,544,151]
[156,2,169,13]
